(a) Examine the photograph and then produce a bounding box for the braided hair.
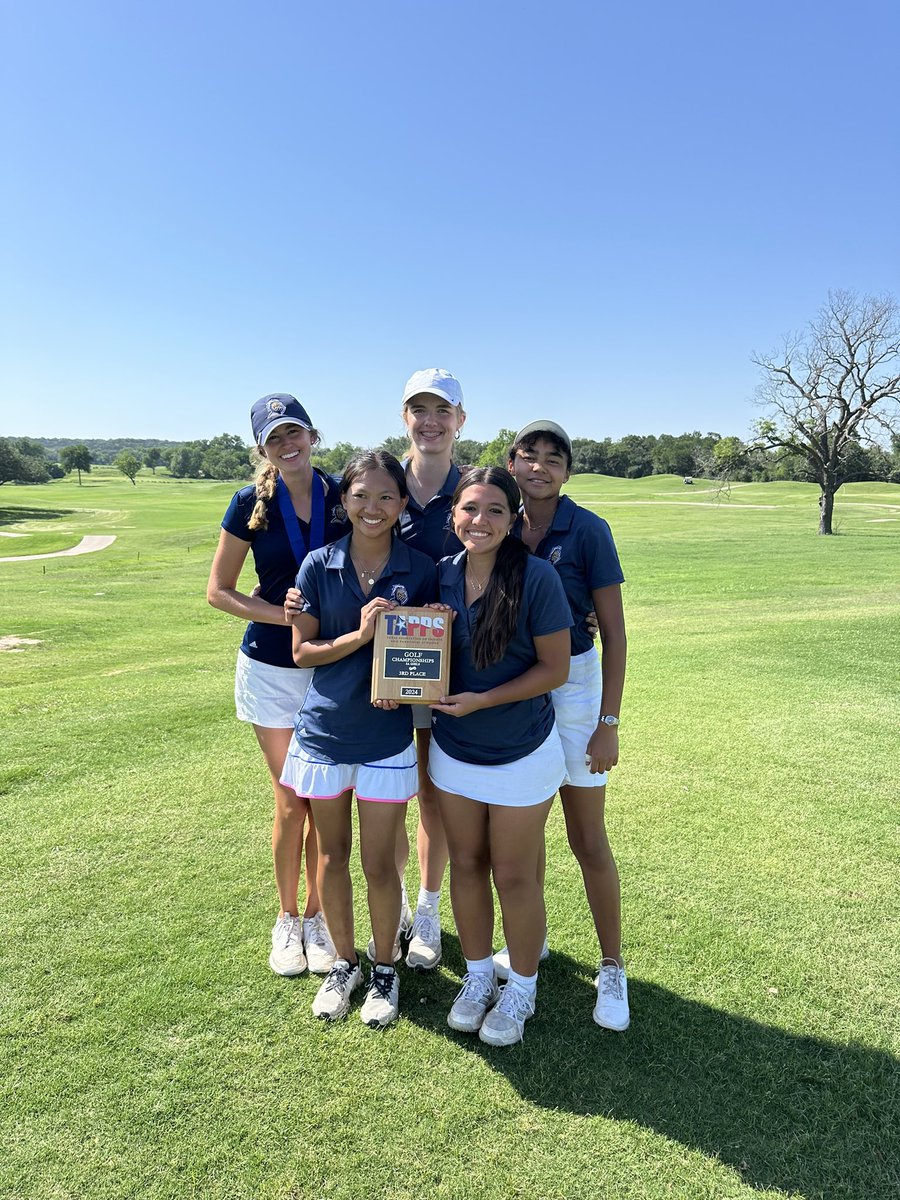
[247,428,321,532]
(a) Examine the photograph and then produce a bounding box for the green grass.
[1,470,898,1199]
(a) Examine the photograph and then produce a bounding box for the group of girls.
[208,370,629,1044]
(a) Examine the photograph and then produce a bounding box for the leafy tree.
[477,429,517,468]
[60,444,92,485]
[570,438,608,475]
[377,435,410,460]
[0,438,50,484]
[652,433,697,477]
[456,438,486,467]
[312,442,363,476]
[114,450,141,485]
[753,290,900,533]
[168,445,204,478]
[144,447,163,473]
[616,434,656,477]
[711,436,749,474]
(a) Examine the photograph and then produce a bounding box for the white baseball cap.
[401,368,464,408]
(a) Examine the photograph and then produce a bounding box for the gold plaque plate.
[370,606,452,704]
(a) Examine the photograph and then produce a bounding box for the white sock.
[417,887,440,912]
[507,968,538,997]
[465,956,495,977]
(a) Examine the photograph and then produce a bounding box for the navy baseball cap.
[251,394,313,445]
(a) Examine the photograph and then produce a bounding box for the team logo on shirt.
[549,545,563,565]
[331,504,347,523]
[443,511,454,530]
[267,398,287,416]
[390,584,409,605]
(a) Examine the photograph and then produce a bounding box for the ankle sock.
[506,968,538,997]
[417,887,441,912]
[465,955,495,977]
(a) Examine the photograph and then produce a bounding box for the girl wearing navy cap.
[500,421,630,1032]
[280,452,438,1027]
[428,467,572,1046]
[207,394,348,982]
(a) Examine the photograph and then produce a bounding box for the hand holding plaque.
[371,606,452,704]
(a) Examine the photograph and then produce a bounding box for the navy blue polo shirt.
[398,461,466,563]
[432,552,572,766]
[221,471,349,669]
[294,534,439,764]
[512,495,624,656]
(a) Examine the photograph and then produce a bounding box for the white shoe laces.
[275,915,302,950]
[494,982,534,1022]
[599,964,624,1000]
[410,909,440,945]
[305,913,332,950]
[455,972,496,1005]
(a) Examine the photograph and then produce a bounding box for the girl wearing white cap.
[207,394,348,981]
[500,420,630,1031]
[390,368,469,973]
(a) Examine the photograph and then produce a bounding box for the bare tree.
[752,290,900,533]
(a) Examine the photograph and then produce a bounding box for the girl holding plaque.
[428,467,572,1046]
[281,452,437,1027]
[207,394,348,980]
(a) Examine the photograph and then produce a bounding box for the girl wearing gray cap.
[207,394,348,981]
[498,420,630,1031]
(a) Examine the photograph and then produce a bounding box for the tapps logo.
[384,612,445,638]
[390,584,409,605]
[549,545,563,565]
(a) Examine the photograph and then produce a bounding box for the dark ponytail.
[450,467,528,670]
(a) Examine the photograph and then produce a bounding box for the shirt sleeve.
[583,514,625,589]
[526,559,574,637]
[221,490,253,541]
[296,555,322,620]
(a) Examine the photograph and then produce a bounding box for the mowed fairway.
[1,470,898,1200]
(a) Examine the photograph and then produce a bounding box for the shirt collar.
[326,532,414,575]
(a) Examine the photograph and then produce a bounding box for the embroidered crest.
[267,398,287,416]
[331,504,347,524]
[443,511,454,530]
[391,584,409,605]
[548,545,563,565]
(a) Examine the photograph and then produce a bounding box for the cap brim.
[402,387,461,407]
[258,416,311,445]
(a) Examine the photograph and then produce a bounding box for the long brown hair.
[451,467,528,670]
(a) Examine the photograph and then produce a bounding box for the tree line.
[3,427,899,490]
[4,290,899,536]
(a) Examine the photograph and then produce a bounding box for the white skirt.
[234,650,313,729]
[552,648,608,788]
[427,724,566,807]
[280,739,418,804]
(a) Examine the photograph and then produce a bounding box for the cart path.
[0,535,117,563]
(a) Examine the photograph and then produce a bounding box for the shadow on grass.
[405,940,899,1200]
[0,506,76,525]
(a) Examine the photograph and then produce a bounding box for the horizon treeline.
[2,430,899,487]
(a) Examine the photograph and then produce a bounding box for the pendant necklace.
[466,565,490,593]
[353,550,390,588]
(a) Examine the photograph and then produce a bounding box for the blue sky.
[2,0,898,447]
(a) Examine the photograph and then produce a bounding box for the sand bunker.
[0,636,43,653]
[0,535,116,563]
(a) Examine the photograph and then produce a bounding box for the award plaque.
[371,607,452,704]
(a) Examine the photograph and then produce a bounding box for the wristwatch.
[598,714,620,727]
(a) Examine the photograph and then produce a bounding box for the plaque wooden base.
[371,607,451,704]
